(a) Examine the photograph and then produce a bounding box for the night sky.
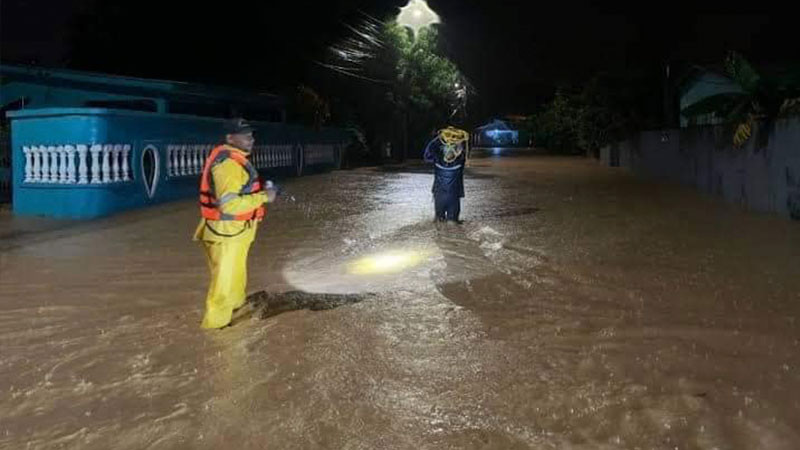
[2,0,797,118]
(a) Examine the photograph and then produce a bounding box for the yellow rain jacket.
[194,145,268,329]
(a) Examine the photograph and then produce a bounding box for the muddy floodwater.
[1,154,799,449]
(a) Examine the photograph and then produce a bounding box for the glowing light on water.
[347,250,430,275]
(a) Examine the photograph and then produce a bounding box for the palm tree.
[681,52,800,148]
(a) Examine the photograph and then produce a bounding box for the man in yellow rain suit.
[193,118,276,329]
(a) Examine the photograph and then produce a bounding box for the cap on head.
[224,117,254,135]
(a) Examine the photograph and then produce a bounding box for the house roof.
[0,63,284,107]
[475,119,516,131]
[674,64,736,95]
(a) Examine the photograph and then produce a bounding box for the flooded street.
[2,154,799,449]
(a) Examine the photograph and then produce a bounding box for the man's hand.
[265,180,278,203]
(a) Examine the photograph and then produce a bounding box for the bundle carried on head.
[438,126,470,163]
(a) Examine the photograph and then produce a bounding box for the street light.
[397,0,440,37]
[396,0,442,160]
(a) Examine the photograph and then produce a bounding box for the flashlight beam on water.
[347,250,431,275]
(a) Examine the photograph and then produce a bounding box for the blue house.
[0,64,350,218]
[473,118,530,148]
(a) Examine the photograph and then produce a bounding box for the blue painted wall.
[9,108,350,219]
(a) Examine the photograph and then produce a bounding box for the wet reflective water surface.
[1,155,799,449]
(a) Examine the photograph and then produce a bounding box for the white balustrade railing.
[22,144,133,185]
[304,144,334,166]
[111,144,122,182]
[164,143,296,175]
[250,144,294,169]
[21,140,342,186]
[101,144,112,183]
[48,145,57,182]
[160,142,338,176]
[90,145,101,184]
[65,145,76,184]
[166,144,212,178]
[78,145,89,184]
[121,145,131,181]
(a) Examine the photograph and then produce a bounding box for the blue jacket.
[424,137,465,198]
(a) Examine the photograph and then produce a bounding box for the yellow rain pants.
[200,239,251,329]
[193,146,268,329]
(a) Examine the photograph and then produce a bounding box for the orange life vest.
[199,145,266,221]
